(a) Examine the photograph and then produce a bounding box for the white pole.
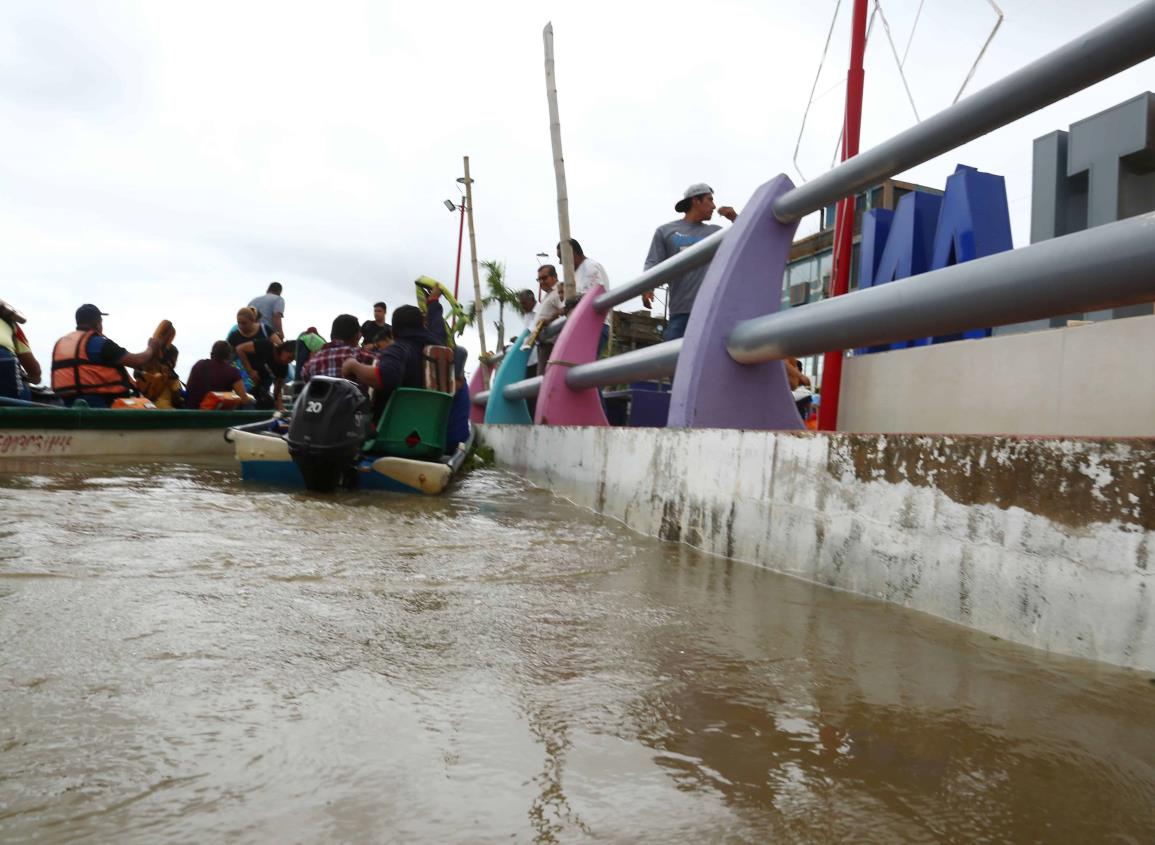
[543,23,576,297]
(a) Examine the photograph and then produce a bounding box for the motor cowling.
[286,376,368,491]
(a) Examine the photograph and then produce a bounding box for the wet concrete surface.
[1,459,1153,843]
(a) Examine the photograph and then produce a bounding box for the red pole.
[453,200,466,300]
[817,0,868,432]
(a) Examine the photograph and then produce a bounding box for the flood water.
[1,458,1153,843]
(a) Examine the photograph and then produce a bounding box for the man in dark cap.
[51,304,159,407]
[643,182,738,340]
[341,290,447,419]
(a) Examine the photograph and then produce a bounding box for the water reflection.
[0,459,1152,843]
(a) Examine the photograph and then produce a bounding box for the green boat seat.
[363,387,452,459]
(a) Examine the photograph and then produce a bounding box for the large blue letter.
[856,189,942,352]
[928,165,1013,343]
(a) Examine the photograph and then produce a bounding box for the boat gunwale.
[0,406,277,430]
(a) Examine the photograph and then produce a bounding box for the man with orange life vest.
[51,304,159,408]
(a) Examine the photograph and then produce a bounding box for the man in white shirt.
[559,238,608,300]
[557,238,611,357]
[524,264,565,376]
[517,289,538,335]
[535,264,565,323]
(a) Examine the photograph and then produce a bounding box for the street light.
[535,252,549,265]
[443,174,477,300]
[445,190,469,301]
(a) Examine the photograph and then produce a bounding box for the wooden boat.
[225,377,472,495]
[228,424,473,494]
[0,397,276,459]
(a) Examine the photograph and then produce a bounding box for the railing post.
[668,176,803,430]
[534,285,610,426]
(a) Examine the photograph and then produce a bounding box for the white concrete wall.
[479,425,1155,673]
[839,314,1155,436]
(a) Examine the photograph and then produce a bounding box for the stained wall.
[479,424,1155,672]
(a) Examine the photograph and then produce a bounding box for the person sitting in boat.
[0,299,40,401]
[51,304,158,408]
[234,334,296,412]
[134,321,183,408]
[302,314,362,381]
[227,306,268,379]
[293,327,326,383]
[186,340,254,410]
[227,306,286,409]
[356,325,393,364]
[341,290,447,419]
[445,344,470,453]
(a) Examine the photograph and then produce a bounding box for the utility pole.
[817,0,868,432]
[543,22,576,294]
[461,155,487,359]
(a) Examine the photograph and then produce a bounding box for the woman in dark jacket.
[341,295,447,420]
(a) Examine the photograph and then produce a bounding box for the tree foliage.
[461,260,523,349]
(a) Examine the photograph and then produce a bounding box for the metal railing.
[728,211,1155,361]
[479,0,1155,407]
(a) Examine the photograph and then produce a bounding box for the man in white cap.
[643,183,737,340]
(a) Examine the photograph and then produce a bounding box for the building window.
[824,203,838,230]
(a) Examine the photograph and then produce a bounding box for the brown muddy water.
[1,458,1153,844]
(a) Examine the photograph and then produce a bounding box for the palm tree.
[481,260,521,349]
[460,298,481,332]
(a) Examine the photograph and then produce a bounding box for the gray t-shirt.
[644,220,722,316]
[248,293,285,331]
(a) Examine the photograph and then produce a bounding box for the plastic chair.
[363,388,452,459]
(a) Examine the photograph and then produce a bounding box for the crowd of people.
[499,181,739,407]
[514,182,738,356]
[0,281,470,444]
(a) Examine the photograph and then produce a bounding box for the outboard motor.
[285,376,368,492]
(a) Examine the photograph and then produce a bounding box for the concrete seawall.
[478,425,1155,673]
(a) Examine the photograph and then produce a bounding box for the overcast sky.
[2,0,1151,380]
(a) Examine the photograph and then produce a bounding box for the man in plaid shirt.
[301,314,362,381]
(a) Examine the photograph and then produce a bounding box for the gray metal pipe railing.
[485,213,1155,399]
[477,315,568,371]
[592,231,725,312]
[727,212,1155,362]
[771,0,1155,223]
[479,342,680,403]
[471,316,568,404]
[479,340,680,402]
[565,340,681,390]
[504,375,543,401]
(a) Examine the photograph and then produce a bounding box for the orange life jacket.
[51,330,135,398]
